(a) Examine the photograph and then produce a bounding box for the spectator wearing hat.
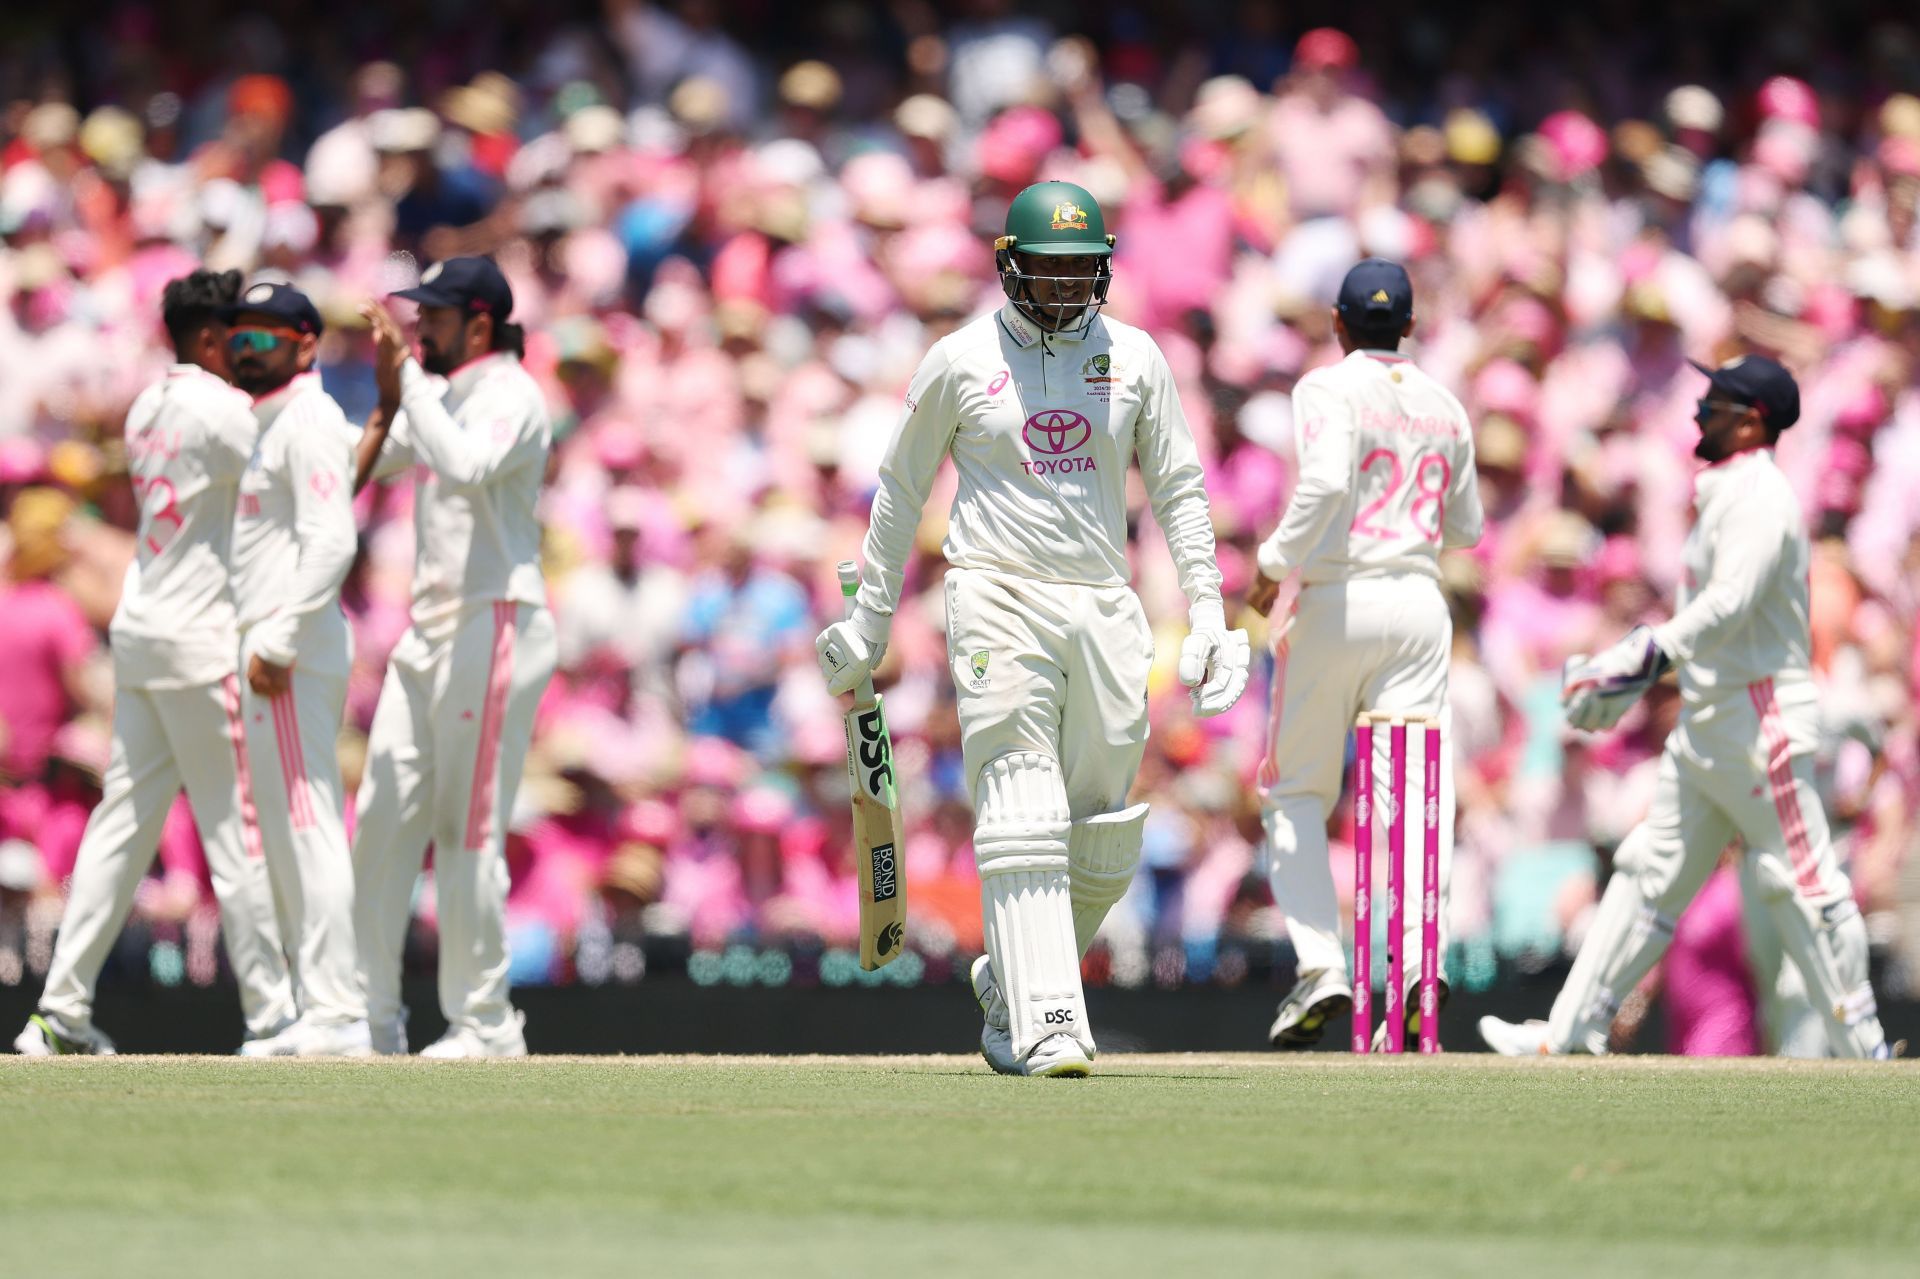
[1270,27,1393,223]
[0,488,99,788]
[351,256,556,1057]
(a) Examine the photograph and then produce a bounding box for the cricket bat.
[837,560,907,969]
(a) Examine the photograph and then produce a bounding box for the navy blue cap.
[1336,258,1413,331]
[1690,355,1799,429]
[220,280,323,335]
[391,256,514,320]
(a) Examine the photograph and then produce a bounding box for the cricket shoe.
[420,1011,528,1059]
[1477,1016,1568,1057]
[1369,978,1452,1052]
[1268,967,1353,1050]
[236,1016,298,1055]
[1020,1032,1093,1078]
[239,1017,375,1058]
[969,955,1018,1075]
[13,1012,116,1056]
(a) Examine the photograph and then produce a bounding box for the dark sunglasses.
[1698,397,1752,416]
[228,327,300,354]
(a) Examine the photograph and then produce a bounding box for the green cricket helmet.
[995,180,1115,334]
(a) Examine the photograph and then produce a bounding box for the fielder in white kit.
[815,181,1250,1078]
[15,271,294,1056]
[353,257,555,1058]
[223,282,372,1058]
[1245,259,1482,1051]
[1482,355,1892,1058]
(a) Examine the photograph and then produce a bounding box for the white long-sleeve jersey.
[1256,349,1482,584]
[1653,447,1817,751]
[231,372,358,677]
[371,353,550,642]
[853,302,1221,635]
[110,364,259,689]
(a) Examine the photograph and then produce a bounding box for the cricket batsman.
[1480,355,1892,1058]
[1243,259,1483,1051]
[814,181,1250,1078]
[15,271,294,1056]
[352,257,555,1058]
[224,282,372,1057]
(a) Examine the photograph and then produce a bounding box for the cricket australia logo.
[1081,352,1119,401]
[968,650,990,690]
[1050,202,1089,230]
[1021,409,1095,475]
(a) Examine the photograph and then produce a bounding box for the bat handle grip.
[836,559,860,610]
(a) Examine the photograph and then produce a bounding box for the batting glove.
[1561,625,1671,732]
[1179,599,1252,718]
[815,619,887,697]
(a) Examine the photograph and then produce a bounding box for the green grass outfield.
[3,1054,1916,1277]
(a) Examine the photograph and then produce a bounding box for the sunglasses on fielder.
[228,327,302,354]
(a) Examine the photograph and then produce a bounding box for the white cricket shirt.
[231,372,358,676]
[853,301,1222,633]
[377,353,551,642]
[1654,447,1818,750]
[110,364,259,689]
[1256,349,1483,584]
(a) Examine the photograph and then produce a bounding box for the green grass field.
[3,1054,1916,1277]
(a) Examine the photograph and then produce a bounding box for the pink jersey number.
[131,474,184,555]
[1350,448,1403,538]
[1351,449,1451,543]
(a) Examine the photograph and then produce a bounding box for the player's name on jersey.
[1356,406,1465,439]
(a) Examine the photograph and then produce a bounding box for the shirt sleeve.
[248,423,358,667]
[1257,377,1353,579]
[397,359,547,488]
[1134,341,1224,605]
[852,342,959,642]
[1651,488,1783,664]
[364,407,418,482]
[1441,414,1484,550]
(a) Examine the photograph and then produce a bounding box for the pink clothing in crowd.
[0,580,97,779]
[1662,866,1761,1056]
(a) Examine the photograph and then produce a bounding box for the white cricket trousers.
[1257,575,1456,985]
[943,568,1154,815]
[239,645,364,1026]
[39,676,294,1037]
[354,602,556,1038]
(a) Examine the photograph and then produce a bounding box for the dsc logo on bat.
[853,704,895,800]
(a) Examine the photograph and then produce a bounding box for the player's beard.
[1692,405,1731,462]
[231,357,291,397]
[419,340,459,376]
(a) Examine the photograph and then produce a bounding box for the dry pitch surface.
[3,1053,1915,1277]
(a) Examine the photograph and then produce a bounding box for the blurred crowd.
[2,2,1918,1023]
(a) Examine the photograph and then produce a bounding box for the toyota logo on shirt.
[1022,409,1092,456]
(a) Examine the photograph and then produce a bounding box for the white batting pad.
[1068,802,1148,956]
[974,752,1088,1061]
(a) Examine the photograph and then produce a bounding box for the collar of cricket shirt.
[997,301,1097,349]
[250,370,323,424]
[446,350,513,398]
[1693,445,1772,501]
